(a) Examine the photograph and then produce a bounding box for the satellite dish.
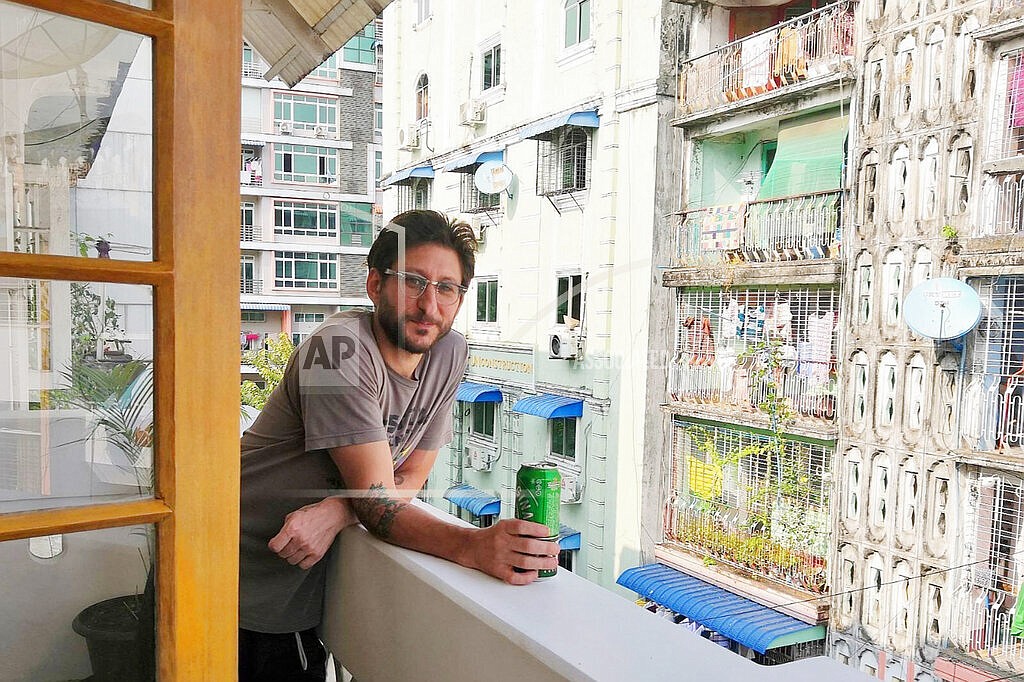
[903,277,983,340]
[474,161,513,195]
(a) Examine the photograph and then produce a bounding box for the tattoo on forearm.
[351,482,407,540]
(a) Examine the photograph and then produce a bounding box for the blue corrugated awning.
[617,564,826,654]
[444,484,500,517]
[519,109,600,141]
[511,394,583,419]
[443,149,504,172]
[558,524,581,551]
[240,302,291,311]
[381,164,435,187]
[456,382,503,403]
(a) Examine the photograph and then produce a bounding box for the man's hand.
[268,496,359,570]
[458,519,560,585]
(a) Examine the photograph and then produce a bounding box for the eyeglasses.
[383,268,467,305]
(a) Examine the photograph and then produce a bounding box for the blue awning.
[617,564,826,654]
[240,302,291,311]
[511,394,583,419]
[519,109,600,141]
[456,382,503,403]
[558,524,581,551]
[443,149,504,173]
[444,484,500,517]
[381,164,435,187]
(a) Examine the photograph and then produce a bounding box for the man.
[239,210,557,681]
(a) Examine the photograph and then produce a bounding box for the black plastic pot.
[72,594,145,682]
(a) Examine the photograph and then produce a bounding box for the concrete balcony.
[675,2,855,127]
[322,501,868,681]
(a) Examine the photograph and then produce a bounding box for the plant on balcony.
[241,332,294,409]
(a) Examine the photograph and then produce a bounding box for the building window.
[240,255,258,294]
[397,178,431,212]
[241,311,265,323]
[878,352,898,427]
[905,354,926,430]
[556,274,582,325]
[481,44,501,91]
[855,252,873,325]
[845,453,860,519]
[340,202,373,246]
[310,52,339,80]
[949,133,973,216]
[415,73,429,121]
[342,22,376,65]
[241,201,255,241]
[890,145,910,222]
[274,200,337,238]
[274,144,337,184]
[292,333,308,346]
[920,137,939,220]
[471,402,496,440]
[274,251,337,289]
[564,0,591,48]
[242,43,261,78]
[852,352,868,426]
[550,417,577,461]
[374,150,383,184]
[460,172,501,213]
[537,126,590,196]
[859,152,878,225]
[868,455,889,528]
[476,279,498,323]
[954,17,979,104]
[924,28,944,112]
[558,549,576,571]
[864,58,883,124]
[895,35,915,117]
[374,102,383,135]
[416,0,431,24]
[294,312,325,323]
[273,93,337,135]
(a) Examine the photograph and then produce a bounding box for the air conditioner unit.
[460,215,485,242]
[278,122,293,135]
[560,469,582,504]
[464,444,492,472]
[398,124,420,150]
[458,100,486,126]
[549,329,579,360]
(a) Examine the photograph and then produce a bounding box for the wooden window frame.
[0,1,241,678]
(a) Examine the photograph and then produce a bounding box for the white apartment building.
[380,0,683,588]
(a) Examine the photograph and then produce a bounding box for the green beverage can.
[515,462,561,578]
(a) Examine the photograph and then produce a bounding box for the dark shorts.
[238,627,328,682]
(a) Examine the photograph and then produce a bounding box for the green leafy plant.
[240,333,294,409]
[941,224,959,242]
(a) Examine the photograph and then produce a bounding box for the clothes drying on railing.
[740,29,776,98]
[774,25,806,85]
[683,316,716,366]
[699,203,745,252]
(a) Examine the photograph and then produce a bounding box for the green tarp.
[757,113,848,201]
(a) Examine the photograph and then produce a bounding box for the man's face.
[368,243,465,354]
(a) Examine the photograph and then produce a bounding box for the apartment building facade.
[238,24,382,382]
[380,0,684,588]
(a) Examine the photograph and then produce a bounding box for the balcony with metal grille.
[675,1,855,126]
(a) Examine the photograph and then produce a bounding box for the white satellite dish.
[903,277,983,340]
[474,161,513,195]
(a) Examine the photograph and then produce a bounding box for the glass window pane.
[0,278,155,513]
[565,4,578,46]
[0,2,153,260]
[580,0,591,41]
[488,280,498,320]
[1,524,156,680]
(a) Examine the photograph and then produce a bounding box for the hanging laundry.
[683,316,717,366]
[767,299,794,341]
[688,456,723,500]
[740,29,777,98]
[774,25,806,86]
[723,298,741,339]
[736,304,766,340]
[700,204,745,253]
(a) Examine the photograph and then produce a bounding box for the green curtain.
[757,113,848,201]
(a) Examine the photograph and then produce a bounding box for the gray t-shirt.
[239,310,467,632]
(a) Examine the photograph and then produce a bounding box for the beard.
[374,296,452,354]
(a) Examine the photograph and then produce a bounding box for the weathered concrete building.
[832,0,1024,680]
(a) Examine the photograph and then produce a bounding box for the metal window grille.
[536,126,590,196]
[396,178,431,213]
[981,172,1024,236]
[460,172,501,213]
[677,1,854,117]
[950,473,1024,657]
[962,276,1024,450]
[665,418,831,594]
[670,287,839,419]
[991,48,1024,161]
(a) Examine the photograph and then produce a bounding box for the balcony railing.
[678,1,854,119]
[959,375,1024,452]
[240,168,263,187]
[240,223,262,242]
[669,358,837,420]
[12,228,47,254]
[664,499,828,596]
[321,500,862,682]
[240,279,262,295]
[241,61,263,79]
[981,172,1024,237]
[676,191,841,265]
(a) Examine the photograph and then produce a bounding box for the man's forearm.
[350,482,475,566]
